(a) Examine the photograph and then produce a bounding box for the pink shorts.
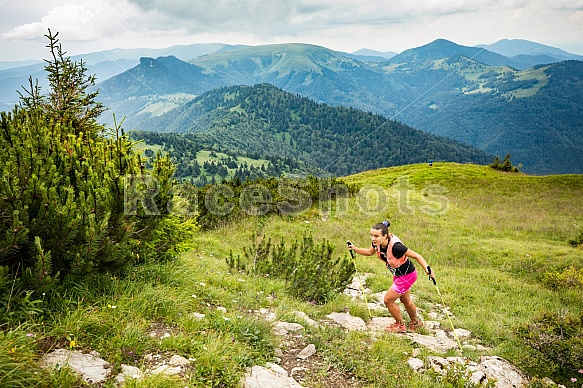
[390,270,418,295]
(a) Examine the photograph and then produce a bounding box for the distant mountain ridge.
[132,83,492,177]
[476,39,583,61]
[0,43,238,110]
[2,38,582,174]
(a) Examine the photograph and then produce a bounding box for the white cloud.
[1,0,147,41]
[0,0,581,60]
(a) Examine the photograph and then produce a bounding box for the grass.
[2,162,583,387]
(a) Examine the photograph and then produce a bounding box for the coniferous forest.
[130,84,492,183]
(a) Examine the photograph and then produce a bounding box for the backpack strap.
[387,235,407,269]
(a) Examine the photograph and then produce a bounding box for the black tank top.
[373,242,416,276]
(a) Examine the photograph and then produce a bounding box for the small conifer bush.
[227,233,355,304]
[0,30,180,298]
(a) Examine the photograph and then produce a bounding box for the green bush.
[0,30,178,290]
[541,266,583,290]
[517,311,583,385]
[489,154,519,172]
[226,233,355,303]
[195,175,359,230]
[568,227,583,248]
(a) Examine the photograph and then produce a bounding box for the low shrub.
[541,266,583,290]
[517,311,583,385]
[226,233,355,304]
[568,227,583,248]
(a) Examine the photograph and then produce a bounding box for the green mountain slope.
[131,84,491,178]
[399,61,583,174]
[94,40,583,174]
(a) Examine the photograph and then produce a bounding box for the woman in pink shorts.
[347,220,434,333]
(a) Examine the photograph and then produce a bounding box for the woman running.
[347,220,434,332]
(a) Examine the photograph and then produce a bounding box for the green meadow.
[2,162,582,387]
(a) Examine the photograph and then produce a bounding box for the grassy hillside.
[2,163,582,387]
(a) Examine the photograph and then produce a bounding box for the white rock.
[479,356,528,388]
[296,344,316,360]
[325,312,366,331]
[408,333,459,353]
[265,362,288,376]
[292,311,320,328]
[453,328,472,339]
[149,364,182,376]
[290,367,308,377]
[243,365,304,388]
[114,364,143,384]
[367,317,396,332]
[169,354,190,366]
[407,357,425,372]
[469,370,486,386]
[40,349,111,384]
[273,322,305,336]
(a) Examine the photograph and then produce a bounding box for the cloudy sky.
[1,0,582,62]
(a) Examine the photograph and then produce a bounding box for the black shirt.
[373,242,416,276]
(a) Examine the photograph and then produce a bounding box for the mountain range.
[1,38,582,175]
[129,83,492,180]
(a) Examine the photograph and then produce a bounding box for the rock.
[273,322,305,336]
[407,332,460,352]
[366,302,386,311]
[424,355,529,388]
[421,320,441,331]
[40,349,110,384]
[479,356,528,388]
[367,317,396,332]
[469,370,487,386]
[260,308,277,321]
[408,357,425,372]
[149,364,182,376]
[274,348,284,357]
[296,344,316,360]
[114,364,143,384]
[169,354,190,366]
[427,356,450,373]
[427,312,441,320]
[325,312,366,331]
[265,362,288,376]
[190,312,206,319]
[292,311,320,328]
[453,328,472,339]
[290,367,308,377]
[243,365,304,388]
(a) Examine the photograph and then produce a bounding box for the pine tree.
[0,30,178,286]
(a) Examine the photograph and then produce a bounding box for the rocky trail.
[39,274,553,387]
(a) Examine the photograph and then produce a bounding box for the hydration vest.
[376,234,408,269]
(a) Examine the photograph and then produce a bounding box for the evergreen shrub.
[226,233,355,304]
[517,311,583,385]
[489,154,520,172]
[0,30,181,294]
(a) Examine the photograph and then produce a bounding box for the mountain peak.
[476,39,582,60]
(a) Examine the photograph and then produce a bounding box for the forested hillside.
[130,84,491,180]
[94,40,583,174]
[400,60,583,174]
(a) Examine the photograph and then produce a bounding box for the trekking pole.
[427,266,463,351]
[347,241,372,318]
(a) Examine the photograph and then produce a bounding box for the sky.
[1,0,582,63]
